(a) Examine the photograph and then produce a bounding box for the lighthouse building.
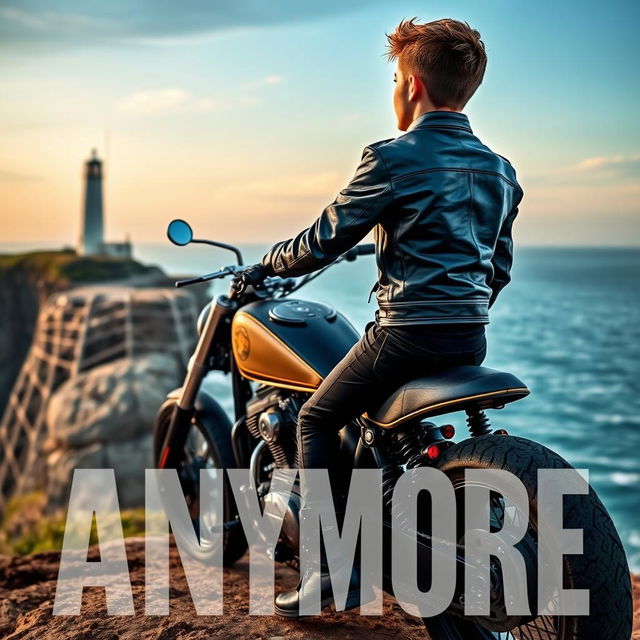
[78,149,132,259]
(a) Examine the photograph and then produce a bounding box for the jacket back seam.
[392,167,521,191]
[466,171,481,258]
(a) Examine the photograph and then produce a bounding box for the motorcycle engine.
[245,386,305,557]
[245,386,303,469]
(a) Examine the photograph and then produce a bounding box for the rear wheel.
[422,434,632,640]
[152,398,247,566]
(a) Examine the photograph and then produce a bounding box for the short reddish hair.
[386,18,487,110]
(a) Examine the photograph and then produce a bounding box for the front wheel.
[422,434,632,640]
[152,398,247,566]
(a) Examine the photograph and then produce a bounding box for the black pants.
[296,320,487,491]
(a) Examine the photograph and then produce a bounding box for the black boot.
[274,506,363,617]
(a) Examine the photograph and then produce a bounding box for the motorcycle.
[153,218,632,639]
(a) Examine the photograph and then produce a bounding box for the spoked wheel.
[425,481,563,640]
[153,398,247,566]
[422,434,632,640]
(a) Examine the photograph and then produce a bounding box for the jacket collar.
[407,110,472,133]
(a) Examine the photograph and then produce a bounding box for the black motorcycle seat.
[366,365,529,429]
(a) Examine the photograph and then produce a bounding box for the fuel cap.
[269,299,336,325]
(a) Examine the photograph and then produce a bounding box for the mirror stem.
[191,238,244,265]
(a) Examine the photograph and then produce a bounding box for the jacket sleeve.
[261,145,393,278]
[488,188,524,309]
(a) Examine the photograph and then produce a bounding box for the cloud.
[115,75,280,115]
[0,1,383,51]
[573,153,640,176]
[0,5,114,33]
[115,89,189,114]
[524,152,640,188]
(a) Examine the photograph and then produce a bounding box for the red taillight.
[441,424,455,439]
[425,444,441,460]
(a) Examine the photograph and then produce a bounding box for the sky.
[0,0,639,248]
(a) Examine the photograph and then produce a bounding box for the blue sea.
[3,242,639,570]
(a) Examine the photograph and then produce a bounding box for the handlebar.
[174,242,375,292]
[175,266,241,288]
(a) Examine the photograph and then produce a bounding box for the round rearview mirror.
[167,219,193,246]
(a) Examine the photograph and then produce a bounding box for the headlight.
[197,302,212,336]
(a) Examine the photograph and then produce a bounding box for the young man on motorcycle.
[241,17,524,616]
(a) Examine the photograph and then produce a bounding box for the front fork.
[158,291,237,469]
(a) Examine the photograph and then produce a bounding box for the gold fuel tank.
[231,298,359,392]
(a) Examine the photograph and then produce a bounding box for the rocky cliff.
[0,250,171,417]
[0,285,200,514]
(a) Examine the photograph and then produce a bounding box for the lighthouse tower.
[79,149,104,256]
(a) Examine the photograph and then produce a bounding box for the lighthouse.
[79,149,104,256]
[77,149,132,258]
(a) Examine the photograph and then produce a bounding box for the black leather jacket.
[262,110,524,325]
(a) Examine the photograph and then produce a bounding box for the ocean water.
[3,242,639,570]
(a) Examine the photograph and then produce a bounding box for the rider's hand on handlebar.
[235,263,272,291]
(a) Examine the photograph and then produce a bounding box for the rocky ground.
[1,538,638,639]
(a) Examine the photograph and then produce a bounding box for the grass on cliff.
[0,491,146,556]
[0,249,157,284]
